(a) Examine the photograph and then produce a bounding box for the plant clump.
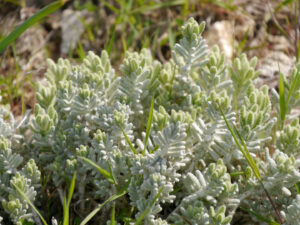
[0,18,300,225]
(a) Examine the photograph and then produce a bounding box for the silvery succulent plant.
[0,17,300,225]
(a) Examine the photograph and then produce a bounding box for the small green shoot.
[63,172,76,225]
[111,203,116,225]
[149,145,159,154]
[275,0,294,12]
[277,62,300,129]
[78,156,115,184]
[285,66,300,112]
[143,96,154,155]
[229,171,245,177]
[278,68,286,128]
[11,183,48,225]
[80,179,130,225]
[134,187,164,225]
[98,0,119,14]
[75,39,86,61]
[107,159,118,186]
[295,182,300,194]
[120,127,138,154]
[170,187,182,195]
[105,25,116,55]
[236,28,249,56]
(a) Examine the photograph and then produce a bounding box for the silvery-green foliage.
[286,64,300,110]
[278,118,300,156]
[282,195,300,225]
[31,18,299,224]
[129,122,188,224]
[31,50,119,187]
[228,53,260,105]
[0,108,40,224]
[190,114,238,165]
[173,18,207,74]
[188,87,239,168]
[51,217,58,225]
[197,45,231,94]
[0,137,23,177]
[2,171,39,225]
[2,17,300,224]
[119,49,161,116]
[168,159,237,225]
[170,202,232,225]
[242,148,300,222]
[0,108,14,138]
[271,63,300,122]
[239,85,276,152]
[239,147,300,223]
[263,149,300,198]
[45,57,71,86]
[168,18,208,112]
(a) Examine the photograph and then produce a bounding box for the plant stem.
[259,180,284,224]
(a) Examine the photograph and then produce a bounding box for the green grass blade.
[11,183,48,225]
[295,182,300,194]
[63,194,68,225]
[105,24,116,55]
[63,172,76,225]
[78,156,114,183]
[275,0,294,12]
[135,187,164,225]
[143,96,154,155]
[286,68,300,110]
[76,40,86,60]
[232,124,261,180]
[218,105,261,180]
[236,28,249,55]
[107,159,118,186]
[170,187,182,195]
[67,172,76,207]
[278,69,286,126]
[230,171,245,177]
[0,1,65,54]
[121,127,138,154]
[111,203,116,225]
[99,0,119,13]
[297,39,300,62]
[80,179,130,225]
[150,145,159,154]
